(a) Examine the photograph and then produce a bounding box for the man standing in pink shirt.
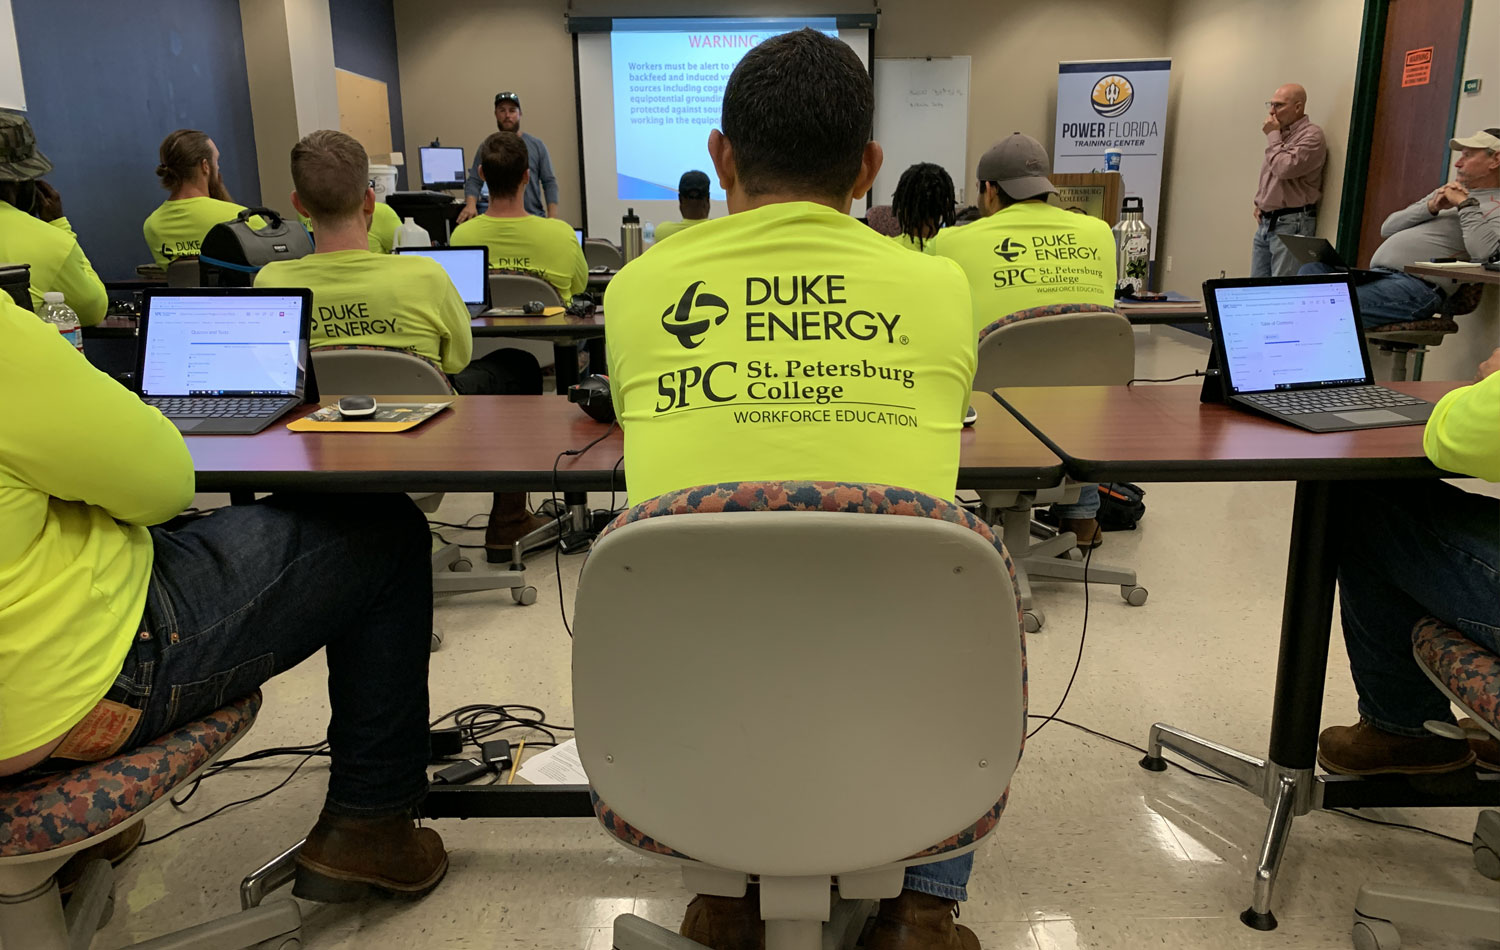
[1250,83,1326,276]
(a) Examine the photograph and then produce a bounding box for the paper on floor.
[517,738,589,784]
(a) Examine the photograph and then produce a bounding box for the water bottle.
[620,208,643,263]
[38,291,83,354]
[395,216,430,248]
[1111,197,1152,295]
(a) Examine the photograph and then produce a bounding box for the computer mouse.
[338,395,377,418]
[568,376,615,423]
[523,300,546,314]
[963,405,978,427]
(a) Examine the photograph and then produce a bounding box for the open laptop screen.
[396,246,487,306]
[1211,278,1369,394]
[140,292,306,396]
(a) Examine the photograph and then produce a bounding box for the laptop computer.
[1203,274,1433,433]
[1275,234,1386,283]
[396,245,491,316]
[134,287,312,435]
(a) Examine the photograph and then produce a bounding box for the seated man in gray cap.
[652,169,713,243]
[930,133,1116,549]
[0,111,107,324]
[1299,128,1500,328]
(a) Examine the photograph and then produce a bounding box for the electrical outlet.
[1166,256,1174,271]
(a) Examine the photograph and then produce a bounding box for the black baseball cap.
[678,170,710,200]
[494,91,521,107]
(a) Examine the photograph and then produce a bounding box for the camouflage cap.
[0,111,53,181]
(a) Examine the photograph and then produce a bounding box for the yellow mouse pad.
[485,305,566,317]
[287,401,453,433]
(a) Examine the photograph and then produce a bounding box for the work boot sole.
[1316,750,1475,776]
[292,852,449,903]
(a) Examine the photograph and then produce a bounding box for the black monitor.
[419,146,466,189]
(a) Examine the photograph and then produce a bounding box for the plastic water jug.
[395,217,431,248]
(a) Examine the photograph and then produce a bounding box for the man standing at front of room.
[1250,83,1326,277]
[458,92,560,223]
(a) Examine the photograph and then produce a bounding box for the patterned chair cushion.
[865,205,899,237]
[0,692,261,858]
[1365,317,1459,337]
[1413,617,1500,732]
[978,302,1121,343]
[593,481,1027,864]
[1442,283,1484,318]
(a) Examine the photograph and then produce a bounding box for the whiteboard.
[871,56,969,207]
[0,0,24,111]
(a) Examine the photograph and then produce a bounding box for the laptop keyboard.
[1240,385,1425,415]
[144,396,291,418]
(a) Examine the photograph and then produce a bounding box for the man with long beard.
[142,128,261,267]
[458,92,560,222]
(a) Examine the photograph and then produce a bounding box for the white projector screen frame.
[571,15,874,243]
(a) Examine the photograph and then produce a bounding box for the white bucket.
[369,164,398,200]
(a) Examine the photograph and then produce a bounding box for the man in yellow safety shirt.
[143,129,263,268]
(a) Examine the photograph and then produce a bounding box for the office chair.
[583,239,624,270]
[488,271,563,308]
[973,303,1147,632]
[0,692,303,950]
[0,262,31,310]
[1350,617,1500,950]
[1365,282,1485,381]
[573,481,1027,950]
[309,347,539,614]
[166,256,201,288]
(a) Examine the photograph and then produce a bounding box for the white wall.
[0,0,24,110]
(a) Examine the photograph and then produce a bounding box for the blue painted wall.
[10,0,260,281]
[328,0,407,190]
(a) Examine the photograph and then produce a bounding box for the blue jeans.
[905,852,972,901]
[1251,209,1317,277]
[114,493,434,816]
[1335,481,1500,736]
[1297,263,1444,328]
[1052,483,1101,521]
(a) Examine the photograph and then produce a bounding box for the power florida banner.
[1053,59,1171,258]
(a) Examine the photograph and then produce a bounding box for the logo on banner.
[661,280,730,349]
[1091,74,1133,117]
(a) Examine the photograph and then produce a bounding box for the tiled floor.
[93,327,1497,949]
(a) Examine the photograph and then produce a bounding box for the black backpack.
[199,207,313,287]
[1096,482,1147,531]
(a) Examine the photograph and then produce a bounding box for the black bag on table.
[198,207,313,287]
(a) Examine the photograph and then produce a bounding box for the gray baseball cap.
[977,133,1057,200]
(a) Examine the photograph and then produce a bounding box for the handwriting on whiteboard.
[905,86,966,108]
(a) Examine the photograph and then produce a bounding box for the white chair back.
[583,240,624,270]
[975,308,1134,391]
[310,348,454,395]
[573,507,1025,878]
[489,272,563,307]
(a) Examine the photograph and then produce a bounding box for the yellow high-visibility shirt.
[0,202,107,326]
[449,213,588,301]
[606,200,976,504]
[142,196,261,268]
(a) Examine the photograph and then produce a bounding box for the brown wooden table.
[1114,302,1208,325]
[991,381,1497,931]
[1404,261,1500,285]
[189,391,1063,496]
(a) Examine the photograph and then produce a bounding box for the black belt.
[1263,203,1317,222]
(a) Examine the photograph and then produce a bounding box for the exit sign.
[1464,78,1482,94]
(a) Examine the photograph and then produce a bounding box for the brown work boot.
[292,809,448,902]
[1317,719,1474,776]
[1461,718,1500,771]
[679,888,764,950]
[57,821,144,896]
[484,492,552,562]
[1061,517,1103,550]
[863,889,980,950]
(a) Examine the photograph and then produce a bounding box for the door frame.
[1334,0,1472,262]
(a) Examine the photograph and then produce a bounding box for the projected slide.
[610,17,838,201]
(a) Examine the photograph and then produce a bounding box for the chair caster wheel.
[1022,610,1043,633]
[512,586,538,606]
[1352,914,1401,950]
[1121,585,1148,606]
[449,557,473,572]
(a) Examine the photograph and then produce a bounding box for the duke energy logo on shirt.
[650,272,916,422]
[1091,74,1133,117]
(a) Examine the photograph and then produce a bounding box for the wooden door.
[1355,0,1469,266]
